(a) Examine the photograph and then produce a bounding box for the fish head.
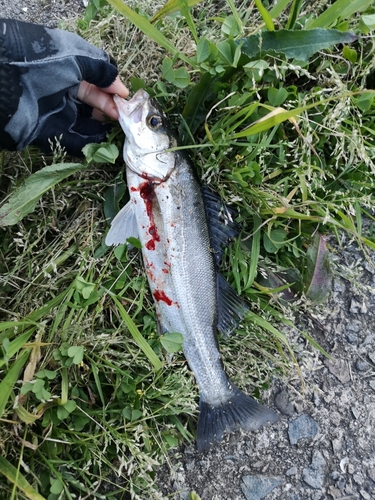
[114,89,177,183]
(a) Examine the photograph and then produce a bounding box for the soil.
[2,2,375,500]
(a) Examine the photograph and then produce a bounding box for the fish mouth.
[114,89,149,122]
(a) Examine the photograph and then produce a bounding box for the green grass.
[1,0,375,498]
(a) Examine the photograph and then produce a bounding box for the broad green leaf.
[35,369,57,380]
[239,29,357,62]
[131,409,143,421]
[67,346,84,365]
[0,350,30,417]
[221,15,241,37]
[342,45,357,63]
[263,228,287,253]
[304,233,332,303]
[160,332,184,353]
[50,478,64,495]
[162,57,190,88]
[0,455,45,500]
[196,37,211,63]
[0,162,82,226]
[359,14,375,34]
[307,0,373,29]
[267,87,288,106]
[92,144,119,164]
[150,0,203,23]
[62,400,77,413]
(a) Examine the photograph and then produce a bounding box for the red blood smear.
[137,181,160,250]
[153,289,173,306]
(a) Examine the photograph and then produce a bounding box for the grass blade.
[254,0,275,31]
[307,0,373,28]
[0,163,82,226]
[110,294,163,372]
[106,0,196,67]
[150,0,203,23]
[0,455,45,500]
[0,350,30,417]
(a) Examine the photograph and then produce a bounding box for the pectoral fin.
[105,201,138,246]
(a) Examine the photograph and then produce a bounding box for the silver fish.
[106,89,278,452]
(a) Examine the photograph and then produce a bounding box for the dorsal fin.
[202,186,240,267]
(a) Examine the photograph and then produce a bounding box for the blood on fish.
[154,289,173,306]
[137,181,161,250]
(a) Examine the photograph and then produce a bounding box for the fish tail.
[196,384,278,453]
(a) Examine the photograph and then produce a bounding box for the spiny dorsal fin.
[202,186,240,268]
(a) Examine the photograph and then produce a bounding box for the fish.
[106,89,278,452]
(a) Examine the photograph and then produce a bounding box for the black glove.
[0,19,119,156]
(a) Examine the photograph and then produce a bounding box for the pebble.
[355,360,370,371]
[286,467,297,476]
[324,358,351,383]
[241,475,282,500]
[368,352,375,364]
[275,390,295,416]
[288,414,319,445]
[302,450,326,489]
[346,333,358,343]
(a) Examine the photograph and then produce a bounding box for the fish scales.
[106,89,278,451]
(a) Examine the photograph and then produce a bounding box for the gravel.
[3,2,375,500]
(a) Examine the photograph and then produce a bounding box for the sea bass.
[106,89,278,452]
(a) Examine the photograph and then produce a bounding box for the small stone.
[302,450,326,489]
[363,334,375,346]
[347,320,361,332]
[346,333,358,343]
[368,352,375,364]
[288,414,319,445]
[369,380,375,391]
[286,467,297,476]
[353,473,364,485]
[368,468,375,482]
[348,464,355,474]
[350,298,361,314]
[241,475,282,500]
[336,476,346,489]
[330,411,342,426]
[332,439,342,454]
[275,390,295,416]
[360,490,371,500]
[352,407,360,419]
[325,358,351,383]
[355,360,369,372]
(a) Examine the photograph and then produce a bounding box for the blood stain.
[153,290,173,306]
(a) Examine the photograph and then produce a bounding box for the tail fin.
[196,384,278,453]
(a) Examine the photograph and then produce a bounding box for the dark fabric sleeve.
[0,18,119,155]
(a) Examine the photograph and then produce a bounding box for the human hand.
[0,19,129,156]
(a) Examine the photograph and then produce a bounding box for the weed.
[1,0,375,498]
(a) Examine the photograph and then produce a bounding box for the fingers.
[77,77,129,121]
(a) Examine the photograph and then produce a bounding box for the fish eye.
[148,115,162,129]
